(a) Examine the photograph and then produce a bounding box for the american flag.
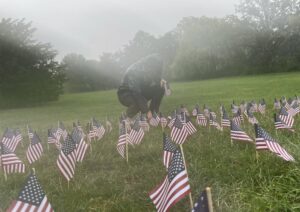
[279,107,294,127]
[27,126,34,139]
[87,122,96,141]
[167,112,176,128]
[221,109,230,127]
[251,101,258,112]
[129,119,144,145]
[71,127,88,162]
[6,172,53,212]
[203,105,210,118]
[209,111,217,119]
[274,98,281,110]
[246,110,259,125]
[139,114,149,132]
[162,133,177,169]
[258,99,266,114]
[47,128,61,149]
[232,111,242,126]
[149,112,160,127]
[149,149,190,212]
[192,187,213,212]
[287,102,300,117]
[192,104,200,116]
[26,132,43,164]
[231,102,239,114]
[56,134,77,181]
[255,124,294,161]
[196,112,207,126]
[0,143,25,174]
[91,118,106,140]
[159,113,168,128]
[58,121,68,141]
[240,102,246,114]
[73,121,83,132]
[183,115,197,135]
[1,128,20,152]
[171,117,188,144]
[274,114,294,132]
[117,121,130,158]
[230,120,253,142]
[180,105,190,116]
[209,113,222,131]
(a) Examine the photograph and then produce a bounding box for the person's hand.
[147,111,153,120]
[160,79,166,87]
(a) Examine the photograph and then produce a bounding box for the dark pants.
[117,87,164,118]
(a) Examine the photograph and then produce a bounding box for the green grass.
[1,72,300,211]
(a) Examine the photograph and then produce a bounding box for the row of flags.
[0,118,112,182]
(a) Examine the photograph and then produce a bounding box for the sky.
[0,0,239,60]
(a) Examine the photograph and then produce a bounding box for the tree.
[0,18,65,108]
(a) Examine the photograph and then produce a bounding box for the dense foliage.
[0,18,65,108]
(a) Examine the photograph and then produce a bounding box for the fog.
[0,0,238,59]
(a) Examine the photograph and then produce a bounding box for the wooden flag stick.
[179,145,193,210]
[32,168,36,175]
[206,187,213,212]
[26,125,31,143]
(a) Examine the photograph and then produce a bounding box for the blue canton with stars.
[17,173,45,206]
[168,149,185,182]
[163,133,177,153]
[61,135,76,156]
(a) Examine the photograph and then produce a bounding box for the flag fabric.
[180,105,190,117]
[203,105,210,118]
[232,112,242,126]
[192,104,200,117]
[171,117,188,144]
[230,121,253,142]
[117,121,130,158]
[255,124,295,161]
[149,112,160,127]
[159,113,168,128]
[92,118,106,140]
[287,102,300,117]
[6,172,53,212]
[209,113,222,131]
[258,99,266,114]
[221,110,230,127]
[274,98,281,110]
[196,112,207,126]
[0,143,25,174]
[56,134,77,181]
[149,149,191,212]
[251,101,258,112]
[185,115,197,135]
[274,114,294,132]
[27,126,34,140]
[48,128,61,150]
[139,114,150,132]
[192,187,213,212]
[279,107,294,127]
[1,128,20,152]
[246,110,259,125]
[72,128,89,162]
[26,132,43,164]
[162,133,177,169]
[231,103,239,114]
[129,119,144,145]
[240,102,246,114]
[58,121,68,141]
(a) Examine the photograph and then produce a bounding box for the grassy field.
[1,72,300,211]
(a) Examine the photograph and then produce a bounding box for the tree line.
[1,0,300,107]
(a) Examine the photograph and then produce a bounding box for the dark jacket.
[118,54,164,113]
